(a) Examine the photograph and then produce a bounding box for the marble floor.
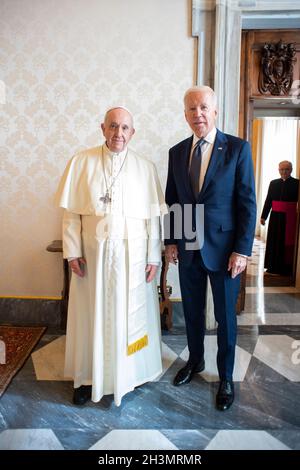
[0,239,300,451]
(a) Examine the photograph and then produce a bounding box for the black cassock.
[261,176,299,275]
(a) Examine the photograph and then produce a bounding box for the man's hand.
[165,244,178,265]
[228,253,247,279]
[145,264,158,283]
[69,257,86,277]
[260,218,265,226]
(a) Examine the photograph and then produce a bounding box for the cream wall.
[1,0,195,296]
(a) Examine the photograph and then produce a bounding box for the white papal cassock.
[55,144,166,406]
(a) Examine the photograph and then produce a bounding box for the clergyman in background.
[261,160,299,276]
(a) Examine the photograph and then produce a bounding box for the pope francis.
[55,107,166,406]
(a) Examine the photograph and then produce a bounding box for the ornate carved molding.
[258,40,297,96]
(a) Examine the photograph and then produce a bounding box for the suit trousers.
[178,250,240,380]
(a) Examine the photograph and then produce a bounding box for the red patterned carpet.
[0,326,46,398]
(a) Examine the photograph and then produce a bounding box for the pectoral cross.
[99,191,111,206]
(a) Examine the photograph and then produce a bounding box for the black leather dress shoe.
[73,385,92,405]
[216,380,234,411]
[173,359,205,386]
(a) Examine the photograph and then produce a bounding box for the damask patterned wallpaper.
[0,0,194,296]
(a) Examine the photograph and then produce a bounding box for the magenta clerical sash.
[272,200,297,264]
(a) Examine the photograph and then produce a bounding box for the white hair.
[184,86,217,108]
[104,106,134,126]
[279,160,293,170]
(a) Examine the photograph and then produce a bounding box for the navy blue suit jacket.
[165,129,257,271]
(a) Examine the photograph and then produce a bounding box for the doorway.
[239,29,300,286]
[252,114,300,285]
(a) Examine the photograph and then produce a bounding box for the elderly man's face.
[278,162,292,180]
[101,108,135,153]
[184,91,217,138]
